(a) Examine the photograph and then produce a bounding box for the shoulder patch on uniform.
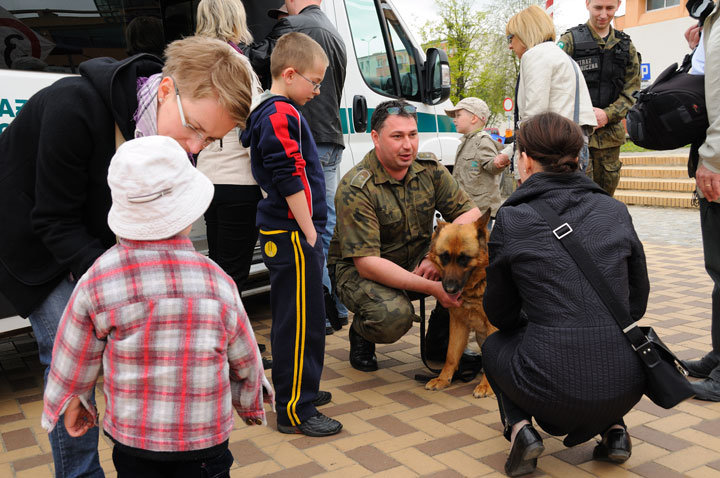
[416,152,438,162]
[350,169,372,188]
[557,40,565,49]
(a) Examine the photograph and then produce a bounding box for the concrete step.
[622,155,688,166]
[614,190,696,208]
[620,165,688,179]
[618,177,696,192]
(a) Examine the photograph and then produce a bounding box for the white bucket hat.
[108,136,214,241]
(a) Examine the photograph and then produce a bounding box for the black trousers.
[204,185,262,291]
[700,199,720,356]
[112,447,233,478]
[259,229,325,427]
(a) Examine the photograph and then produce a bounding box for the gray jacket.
[245,5,347,147]
[699,2,720,203]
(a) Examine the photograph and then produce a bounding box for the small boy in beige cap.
[42,136,273,477]
[445,98,510,222]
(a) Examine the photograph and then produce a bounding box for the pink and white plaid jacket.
[42,236,271,452]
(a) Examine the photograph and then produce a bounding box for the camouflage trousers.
[589,146,622,196]
[331,261,419,344]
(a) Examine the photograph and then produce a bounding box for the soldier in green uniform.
[327,100,480,372]
[559,0,641,196]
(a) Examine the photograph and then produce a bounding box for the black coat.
[0,54,163,317]
[245,5,347,147]
[481,172,649,446]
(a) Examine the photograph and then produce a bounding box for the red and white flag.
[545,0,554,17]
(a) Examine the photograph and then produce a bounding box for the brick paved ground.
[2,238,720,477]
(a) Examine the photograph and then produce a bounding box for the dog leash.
[414,313,484,383]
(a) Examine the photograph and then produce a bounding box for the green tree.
[421,0,544,127]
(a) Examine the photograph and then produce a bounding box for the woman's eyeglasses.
[507,34,514,43]
[171,76,219,149]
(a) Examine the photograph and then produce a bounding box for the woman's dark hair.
[516,112,584,174]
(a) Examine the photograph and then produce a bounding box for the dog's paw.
[472,382,494,398]
[425,377,451,391]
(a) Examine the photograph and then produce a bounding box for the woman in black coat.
[481,112,649,477]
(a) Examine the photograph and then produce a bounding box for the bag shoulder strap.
[527,199,651,353]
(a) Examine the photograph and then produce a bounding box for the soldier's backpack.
[626,56,707,150]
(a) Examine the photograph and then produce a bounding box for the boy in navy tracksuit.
[240,32,342,437]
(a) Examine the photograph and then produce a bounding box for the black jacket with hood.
[0,54,163,317]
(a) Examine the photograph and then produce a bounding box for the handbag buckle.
[675,360,690,376]
[633,339,661,367]
[553,223,573,240]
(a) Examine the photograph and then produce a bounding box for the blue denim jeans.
[29,277,104,478]
[317,142,348,318]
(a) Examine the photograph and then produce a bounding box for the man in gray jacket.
[246,0,349,330]
[684,1,720,401]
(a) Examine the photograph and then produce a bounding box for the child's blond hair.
[270,32,329,79]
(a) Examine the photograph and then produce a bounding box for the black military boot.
[349,326,378,372]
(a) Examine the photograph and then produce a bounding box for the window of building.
[647,0,681,11]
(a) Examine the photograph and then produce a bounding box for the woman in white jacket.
[497,5,597,177]
[195,0,263,293]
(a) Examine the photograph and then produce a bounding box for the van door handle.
[352,95,367,133]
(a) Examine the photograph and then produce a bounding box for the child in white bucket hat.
[42,136,273,476]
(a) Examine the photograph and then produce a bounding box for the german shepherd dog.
[425,210,497,398]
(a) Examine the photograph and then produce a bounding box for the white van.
[0,0,459,333]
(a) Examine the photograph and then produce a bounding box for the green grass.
[620,141,652,153]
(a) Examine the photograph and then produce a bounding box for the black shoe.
[505,424,544,477]
[682,354,719,378]
[339,316,349,326]
[325,318,334,336]
[593,427,631,463]
[262,357,272,370]
[313,390,332,407]
[692,378,720,401]
[349,326,378,372]
[258,343,266,353]
[277,412,343,437]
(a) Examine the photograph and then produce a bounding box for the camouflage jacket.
[328,149,473,271]
[453,129,504,216]
[559,23,641,148]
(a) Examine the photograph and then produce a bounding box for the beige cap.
[444,97,490,122]
[267,4,288,19]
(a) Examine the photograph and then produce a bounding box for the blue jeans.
[317,142,348,319]
[29,277,104,478]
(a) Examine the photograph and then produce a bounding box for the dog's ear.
[433,221,449,236]
[474,209,491,238]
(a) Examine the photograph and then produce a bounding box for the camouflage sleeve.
[604,41,641,124]
[432,162,474,221]
[334,175,381,259]
[558,31,574,56]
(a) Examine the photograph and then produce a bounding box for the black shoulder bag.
[528,199,695,409]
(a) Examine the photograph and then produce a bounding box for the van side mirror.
[423,48,451,105]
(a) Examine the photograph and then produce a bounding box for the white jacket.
[699,2,720,203]
[196,53,263,186]
[502,41,597,158]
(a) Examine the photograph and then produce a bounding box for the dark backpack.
[626,56,707,151]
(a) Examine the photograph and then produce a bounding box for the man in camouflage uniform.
[327,100,480,372]
[559,0,641,196]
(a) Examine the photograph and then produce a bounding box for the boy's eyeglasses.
[506,34,514,43]
[171,76,218,149]
[386,105,417,115]
[296,71,322,92]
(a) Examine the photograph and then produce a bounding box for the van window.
[0,1,198,73]
[345,0,420,101]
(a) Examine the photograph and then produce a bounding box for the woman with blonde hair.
[195,0,265,304]
[496,4,597,176]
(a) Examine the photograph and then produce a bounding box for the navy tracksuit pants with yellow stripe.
[259,229,325,427]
